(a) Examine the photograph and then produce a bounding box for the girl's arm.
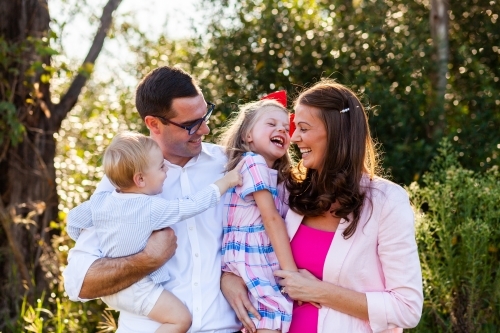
[253,190,297,272]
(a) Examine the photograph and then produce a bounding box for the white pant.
[102,276,164,316]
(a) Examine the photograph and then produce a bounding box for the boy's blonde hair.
[217,99,292,183]
[103,132,160,190]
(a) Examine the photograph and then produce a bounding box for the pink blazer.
[285,177,423,333]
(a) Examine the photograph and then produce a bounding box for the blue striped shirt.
[67,184,219,283]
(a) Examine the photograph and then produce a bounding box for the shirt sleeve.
[66,200,93,241]
[365,185,423,331]
[62,227,101,302]
[150,184,220,230]
[239,154,274,201]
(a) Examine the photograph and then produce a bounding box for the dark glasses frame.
[155,102,215,135]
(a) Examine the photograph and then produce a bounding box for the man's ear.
[133,172,146,188]
[144,116,162,135]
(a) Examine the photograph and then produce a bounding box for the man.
[63,66,257,332]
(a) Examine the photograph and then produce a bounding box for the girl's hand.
[275,269,322,307]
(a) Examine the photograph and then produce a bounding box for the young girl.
[219,99,296,333]
[67,131,242,333]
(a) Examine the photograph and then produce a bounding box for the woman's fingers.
[298,268,319,280]
[309,301,322,309]
[274,269,292,281]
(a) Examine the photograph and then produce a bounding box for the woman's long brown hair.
[285,80,379,239]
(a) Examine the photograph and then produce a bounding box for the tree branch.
[53,0,122,128]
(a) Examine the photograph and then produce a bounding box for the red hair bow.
[261,90,295,136]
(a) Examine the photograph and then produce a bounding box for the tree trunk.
[0,0,122,325]
[430,0,449,137]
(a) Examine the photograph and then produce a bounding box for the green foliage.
[0,33,62,149]
[407,140,500,332]
[189,0,500,184]
[0,101,24,146]
[7,293,115,332]
[0,37,26,147]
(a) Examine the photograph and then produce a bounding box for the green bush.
[407,140,500,332]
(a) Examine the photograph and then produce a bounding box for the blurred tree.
[0,0,122,326]
[430,0,449,135]
[191,0,499,184]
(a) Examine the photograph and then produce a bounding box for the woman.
[222,80,423,333]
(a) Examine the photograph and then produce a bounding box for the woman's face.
[291,103,328,171]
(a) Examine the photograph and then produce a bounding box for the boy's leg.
[148,290,192,333]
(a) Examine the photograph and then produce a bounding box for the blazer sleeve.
[365,185,423,332]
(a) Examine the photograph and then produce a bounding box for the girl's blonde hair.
[217,99,292,183]
[103,131,160,190]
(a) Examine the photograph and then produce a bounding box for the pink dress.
[289,224,335,333]
[222,152,291,331]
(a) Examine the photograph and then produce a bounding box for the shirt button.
[194,282,198,286]
[195,253,199,257]
[189,226,194,230]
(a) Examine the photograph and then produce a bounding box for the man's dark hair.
[135,66,200,120]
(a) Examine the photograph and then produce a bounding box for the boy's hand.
[224,159,245,188]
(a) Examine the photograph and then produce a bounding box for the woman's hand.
[276,268,370,320]
[275,269,322,306]
[220,272,260,333]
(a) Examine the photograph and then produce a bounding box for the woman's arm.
[276,185,423,330]
[275,269,368,320]
[68,228,177,299]
[253,190,297,271]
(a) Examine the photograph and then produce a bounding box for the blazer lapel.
[285,208,303,240]
[322,218,356,285]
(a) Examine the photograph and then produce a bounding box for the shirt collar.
[111,190,149,199]
[165,143,219,168]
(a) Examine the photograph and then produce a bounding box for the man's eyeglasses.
[155,102,215,135]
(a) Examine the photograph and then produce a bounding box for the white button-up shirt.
[63,143,241,333]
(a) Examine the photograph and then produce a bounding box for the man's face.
[156,94,211,166]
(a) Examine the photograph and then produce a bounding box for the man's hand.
[79,228,177,299]
[220,272,259,333]
[141,227,177,266]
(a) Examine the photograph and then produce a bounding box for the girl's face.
[291,103,328,172]
[246,107,290,168]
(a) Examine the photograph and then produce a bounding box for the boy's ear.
[144,116,161,135]
[133,172,146,188]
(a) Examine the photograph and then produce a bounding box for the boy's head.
[103,132,167,194]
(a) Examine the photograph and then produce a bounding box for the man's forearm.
[78,228,177,299]
[79,254,156,299]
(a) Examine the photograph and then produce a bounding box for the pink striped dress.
[222,152,291,332]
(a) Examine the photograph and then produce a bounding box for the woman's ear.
[133,172,146,188]
[144,116,161,135]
